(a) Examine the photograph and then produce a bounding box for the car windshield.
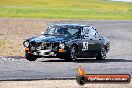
[45,27,80,36]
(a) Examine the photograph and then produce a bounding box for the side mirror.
[41,32,45,35]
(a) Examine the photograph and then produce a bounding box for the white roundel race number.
[82,42,88,51]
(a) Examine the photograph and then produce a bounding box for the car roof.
[50,24,91,28]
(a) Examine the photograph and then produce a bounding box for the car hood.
[29,35,71,43]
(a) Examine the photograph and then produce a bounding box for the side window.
[90,27,101,38]
[82,27,98,39]
[82,27,90,39]
[89,28,97,36]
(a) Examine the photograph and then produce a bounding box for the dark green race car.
[23,24,110,61]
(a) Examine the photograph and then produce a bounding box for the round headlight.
[23,41,29,47]
[59,43,65,49]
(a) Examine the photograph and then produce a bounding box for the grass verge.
[0,0,132,19]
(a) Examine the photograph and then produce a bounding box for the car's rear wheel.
[25,53,37,61]
[96,46,106,60]
[65,46,77,61]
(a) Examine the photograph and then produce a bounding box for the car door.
[81,27,102,57]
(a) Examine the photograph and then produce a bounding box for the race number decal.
[82,42,88,51]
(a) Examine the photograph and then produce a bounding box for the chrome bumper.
[32,50,56,56]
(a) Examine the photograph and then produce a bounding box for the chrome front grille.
[30,42,52,50]
[30,42,59,51]
[30,41,40,47]
[39,42,52,50]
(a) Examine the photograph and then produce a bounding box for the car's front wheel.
[96,46,107,60]
[25,53,37,61]
[65,46,77,61]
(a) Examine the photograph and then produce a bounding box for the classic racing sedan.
[23,24,110,61]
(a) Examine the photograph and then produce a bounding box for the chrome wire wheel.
[96,46,107,60]
[101,47,106,59]
[70,46,77,61]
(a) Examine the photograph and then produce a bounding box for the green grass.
[0,0,132,19]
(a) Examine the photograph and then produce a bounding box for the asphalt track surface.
[0,20,132,80]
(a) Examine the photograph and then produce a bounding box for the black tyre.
[76,76,86,85]
[65,46,77,61]
[25,53,37,61]
[96,46,107,60]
